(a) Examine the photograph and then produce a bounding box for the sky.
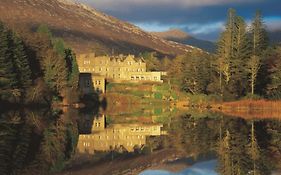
[140,160,218,175]
[77,0,281,41]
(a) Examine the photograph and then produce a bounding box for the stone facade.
[79,73,106,93]
[77,53,166,83]
[77,115,166,154]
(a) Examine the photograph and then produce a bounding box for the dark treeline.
[142,9,281,101]
[0,22,79,106]
[0,108,79,175]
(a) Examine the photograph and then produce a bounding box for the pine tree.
[216,9,237,97]
[64,49,79,89]
[53,38,66,57]
[267,46,281,98]
[248,121,261,175]
[250,11,268,57]
[247,55,261,95]
[37,24,53,39]
[42,49,68,93]
[0,22,17,97]
[249,11,268,95]
[182,51,211,94]
[11,34,32,90]
[232,16,251,96]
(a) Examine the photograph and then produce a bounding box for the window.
[84,60,90,64]
[85,80,90,87]
[131,76,134,80]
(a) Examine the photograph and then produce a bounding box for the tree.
[247,55,261,95]
[215,9,237,94]
[161,57,172,71]
[37,24,53,39]
[10,34,32,90]
[182,51,211,94]
[64,49,79,89]
[250,11,268,57]
[267,46,281,98]
[0,22,18,98]
[141,52,160,71]
[232,16,251,96]
[249,11,268,96]
[53,38,66,57]
[248,121,261,175]
[42,49,68,93]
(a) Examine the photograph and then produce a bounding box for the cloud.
[77,0,281,41]
[78,0,260,11]
[265,17,281,31]
[185,22,225,35]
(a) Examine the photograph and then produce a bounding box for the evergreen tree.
[182,51,211,94]
[231,16,251,96]
[267,46,281,98]
[64,49,79,89]
[249,11,269,95]
[248,121,261,175]
[37,24,53,39]
[250,11,268,57]
[53,38,66,57]
[0,22,17,97]
[11,34,32,90]
[216,9,237,96]
[247,55,261,95]
[42,49,68,94]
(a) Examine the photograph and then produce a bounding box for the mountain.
[151,29,216,53]
[0,0,199,56]
[269,30,281,45]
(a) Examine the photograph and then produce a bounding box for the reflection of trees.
[0,110,32,175]
[170,114,280,175]
[217,118,251,175]
[0,108,79,174]
[169,115,220,156]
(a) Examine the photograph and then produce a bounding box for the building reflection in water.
[77,115,167,154]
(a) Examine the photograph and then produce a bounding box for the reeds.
[213,100,281,119]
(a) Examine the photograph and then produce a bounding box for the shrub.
[154,92,163,99]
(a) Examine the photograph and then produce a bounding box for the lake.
[1,106,281,175]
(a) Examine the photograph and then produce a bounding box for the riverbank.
[57,149,184,175]
[211,99,281,119]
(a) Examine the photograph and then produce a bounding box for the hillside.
[151,29,217,53]
[269,30,281,45]
[0,0,199,56]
